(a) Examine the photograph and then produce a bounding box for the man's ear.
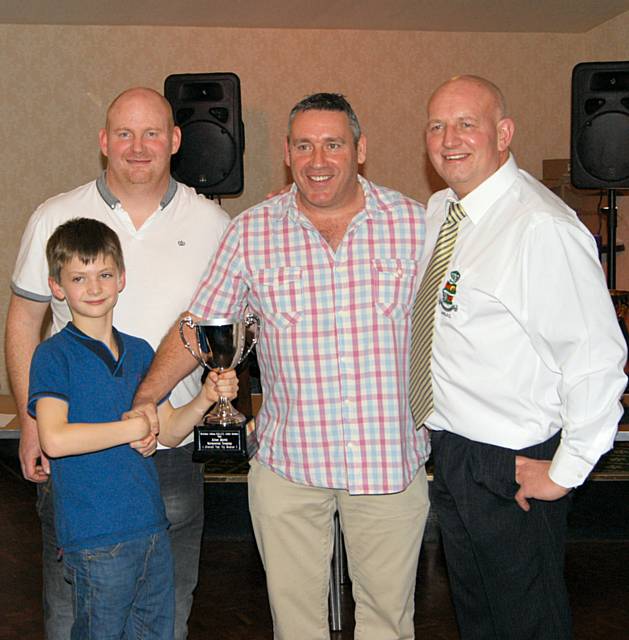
[284,137,291,168]
[48,277,66,302]
[356,134,367,165]
[98,128,109,158]
[171,126,182,155]
[497,117,515,152]
[118,271,126,293]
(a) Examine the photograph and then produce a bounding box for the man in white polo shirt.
[5,87,229,640]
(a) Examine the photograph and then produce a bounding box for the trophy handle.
[239,313,260,364]
[179,316,210,370]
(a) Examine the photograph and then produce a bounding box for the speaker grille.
[173,121,236,189]
[577,111,629,183]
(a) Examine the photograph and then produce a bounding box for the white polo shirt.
[12,174,230,445]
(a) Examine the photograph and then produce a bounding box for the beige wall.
[2,12,629,391]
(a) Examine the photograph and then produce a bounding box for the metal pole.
[606,188,618,289]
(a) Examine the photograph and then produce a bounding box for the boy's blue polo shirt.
[28,323,168,552]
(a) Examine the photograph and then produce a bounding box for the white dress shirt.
[425,154,627,488]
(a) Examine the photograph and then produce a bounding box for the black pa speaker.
[571,61,629,189]
[165,72,245,196]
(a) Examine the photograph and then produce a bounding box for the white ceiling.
[2,0,629,33]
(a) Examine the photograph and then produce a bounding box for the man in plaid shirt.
[135,93,430,639]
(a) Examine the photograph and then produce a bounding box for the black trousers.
[431,430,572,640]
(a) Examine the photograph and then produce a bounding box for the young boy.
[27,218,237,640]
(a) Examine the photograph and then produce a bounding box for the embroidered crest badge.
[439,270,461,312]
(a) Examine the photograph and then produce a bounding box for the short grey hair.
[288,93,362,145]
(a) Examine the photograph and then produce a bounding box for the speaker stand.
[604,189,629,390]
[603,189,619,289]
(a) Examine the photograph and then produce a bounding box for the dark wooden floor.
[1,448,628,639]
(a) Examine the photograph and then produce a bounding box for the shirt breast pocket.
[254,267,303,329]
[373,258,418,320]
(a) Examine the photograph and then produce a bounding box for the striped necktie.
[408,201,467,427]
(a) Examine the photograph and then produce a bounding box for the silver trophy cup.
[179,314,259,459]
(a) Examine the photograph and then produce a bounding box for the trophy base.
[192,419,258,462]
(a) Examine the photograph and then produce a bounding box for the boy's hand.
[124,400,160,435]
[124,413,158,457]
[204,370,239,403]
[130,431,158,457]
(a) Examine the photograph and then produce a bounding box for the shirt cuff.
[548,443,599,488]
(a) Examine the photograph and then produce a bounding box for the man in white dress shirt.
[413,75,627,639]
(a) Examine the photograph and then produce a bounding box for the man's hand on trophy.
[203,369,239,404]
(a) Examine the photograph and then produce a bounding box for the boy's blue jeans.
[37,443,204,640]
[63,530,175,640]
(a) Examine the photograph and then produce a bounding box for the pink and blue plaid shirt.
[190,176,429,494]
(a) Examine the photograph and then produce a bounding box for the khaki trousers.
[248,459,430,640]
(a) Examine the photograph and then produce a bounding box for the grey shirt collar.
[96,172,178,210]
